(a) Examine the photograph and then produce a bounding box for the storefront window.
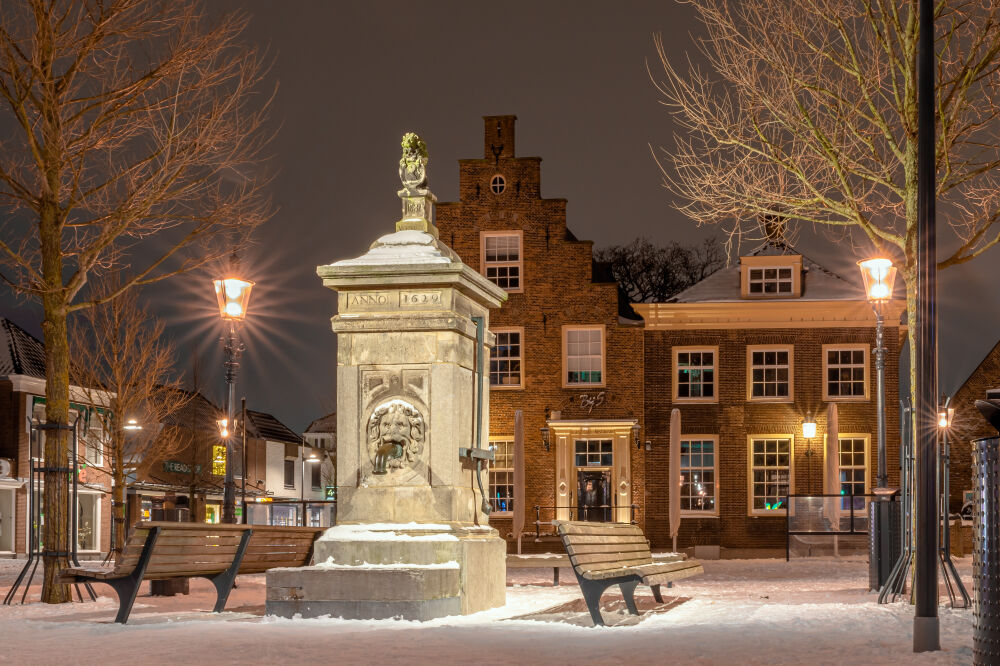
[77,494,98,551]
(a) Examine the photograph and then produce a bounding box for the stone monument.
[266,133,508,620]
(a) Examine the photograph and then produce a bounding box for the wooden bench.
[238,525,324,574]
[555,520,703,626]
[57,522,325,623]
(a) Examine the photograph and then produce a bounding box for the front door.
[577,470,611,522]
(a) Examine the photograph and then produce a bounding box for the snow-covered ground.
[0,556,975,665]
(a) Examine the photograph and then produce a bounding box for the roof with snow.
[0,318,46,379]
[305,411,337,434]
[667,240,861,303]
[247,409,301,444]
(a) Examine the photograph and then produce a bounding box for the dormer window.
[748,267,793,294]
[740,255,803,298]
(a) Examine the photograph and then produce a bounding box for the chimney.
[483,115,516,163]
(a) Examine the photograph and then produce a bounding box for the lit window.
[574,439,613,467]
[680,438,717,513]
[748,267,793,294]
[675,348,716,401]
[565,327,604,386]
[750,438,791,513]
[488,440,514,513]
[749,347,792,400]
[490,330,522,388]
[839,437,867,510]
[490,174,506,194]
[482,232,521,291]
[825,346,868,399]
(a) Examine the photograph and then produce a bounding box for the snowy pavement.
[0,556,975,665]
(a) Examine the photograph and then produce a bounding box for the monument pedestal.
[265,134,507,620]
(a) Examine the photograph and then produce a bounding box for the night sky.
[3,1,998,432]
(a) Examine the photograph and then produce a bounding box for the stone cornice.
[633,300,906,330]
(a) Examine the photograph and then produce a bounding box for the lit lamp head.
[858,257,897,304]
[938,408,956,429]
[540,426,550,452]
[802,417,817,439]
[306,452,320,463]
[217,418,229,439]
[213,277,254,321]
[632,422,642,450]
[123,418,142,431]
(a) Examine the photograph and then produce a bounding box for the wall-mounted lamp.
[937,407,955,429]
[644,441,652,452]
[540,426,550,452]
[802,416,817,440]
[632,423,642,450]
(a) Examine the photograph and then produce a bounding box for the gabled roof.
[305,411,337,434]
[0,318,46,379]
[667,240,861,303]
[246,409,301,444]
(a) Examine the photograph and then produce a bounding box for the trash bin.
[869,494,901,591]
[972,435,1000,665]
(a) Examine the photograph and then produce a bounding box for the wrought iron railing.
[532,504,639,539]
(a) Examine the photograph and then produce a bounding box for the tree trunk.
[113,468,127,557]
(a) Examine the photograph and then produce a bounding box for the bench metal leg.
[619,580,639,616]
[553,567,559,587]
[651,584,664,604]
[109,527,161,624]
[206,528,253,613]
[579,579,612,627]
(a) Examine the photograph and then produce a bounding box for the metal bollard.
[972,435,1000,664]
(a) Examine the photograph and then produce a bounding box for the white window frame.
[679,435,719,516]
[562,325,606,388]
[833,433,870,499]
[822,344,870,402]
[747,266,794,295]
[490,174,506,195]
[283,458,296,490]
[489,327,524,390]
[480,230,523,293]
[746,344,794,403]
[488,438,514,515]
[75,490,102,553]
[673,346,719,404]
[747,435,795,516]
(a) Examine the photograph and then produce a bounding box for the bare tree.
[595,237,725,303]
[0,1,271,601]
[70,285,192,557]
[652,0,1000,394]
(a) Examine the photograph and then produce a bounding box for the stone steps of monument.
[266,563,462,621]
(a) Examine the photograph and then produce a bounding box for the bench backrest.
[555,521,654,575]
[238,525,324,574]
[119,522,253,580]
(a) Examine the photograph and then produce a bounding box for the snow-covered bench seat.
[555,520,703,626]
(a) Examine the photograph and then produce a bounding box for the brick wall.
[643,324,902,550]
[948,338,1000,512]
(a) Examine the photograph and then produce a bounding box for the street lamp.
[123,418,143,431]
[213,258,254,524]
[301,451,320,526]
[858,257,897,489]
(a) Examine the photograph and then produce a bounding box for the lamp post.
[212,263,254,525]
[301,451,319,526]
[858,257,897,489]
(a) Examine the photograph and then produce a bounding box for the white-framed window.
[747,345,793,401]
[490,174,506,194]
[490,328,523,388]
[488,439,514,514]
[481,231,522,292]
[749,436,793,515]
[680,436,717,514]
[838,436,868,509]
[574,439,613,467]
[82,422,104,468]
[283,459,295,489]
[823,345,869,401]
[673,347,718,403]
[563,325,605,387]
[748,266,793,294]
[76,492,100,552]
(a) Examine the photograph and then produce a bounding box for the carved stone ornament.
[366,399,425,475]
[399,132,428,192]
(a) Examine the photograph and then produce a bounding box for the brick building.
[436,116,645,550]
[635,244,904,553]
